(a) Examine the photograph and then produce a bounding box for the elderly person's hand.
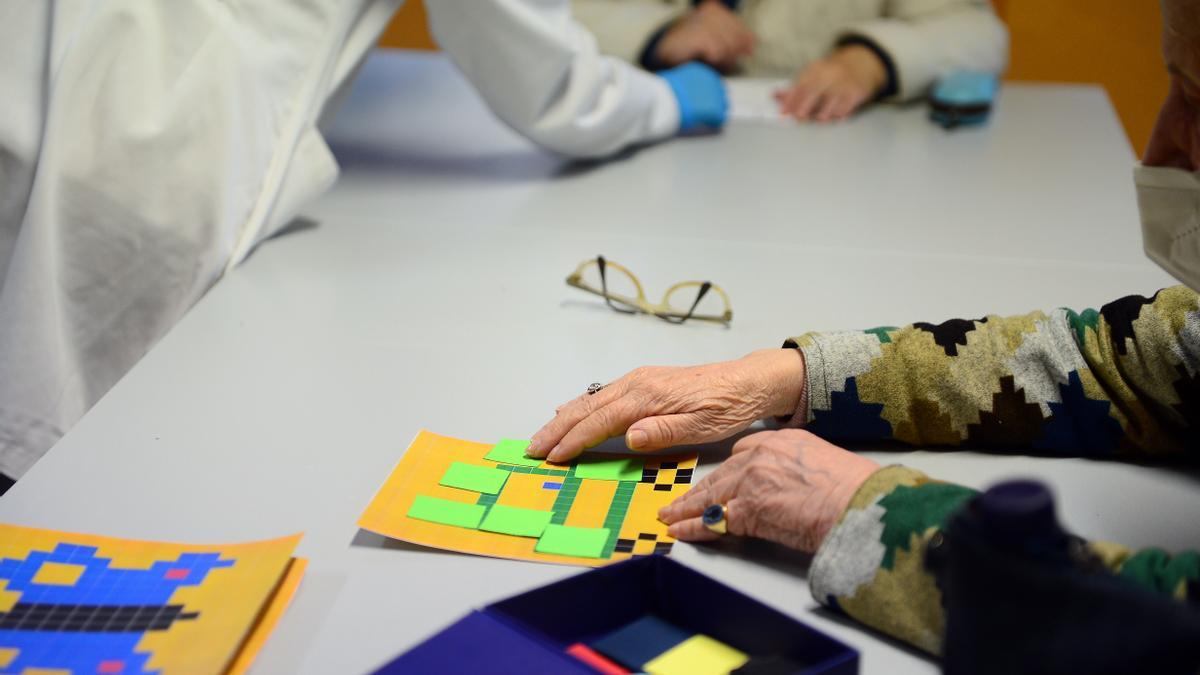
[655,0,756,72]
[776,44,887,123]
[527,349,805,463]
[659,429,880,552]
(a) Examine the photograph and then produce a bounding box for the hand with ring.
[658,429,879,552]
[527,349,805,463]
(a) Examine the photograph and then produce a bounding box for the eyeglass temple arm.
[598,255,637,314]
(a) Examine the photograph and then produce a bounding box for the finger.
[548,393,651,462]
[779,90,803,116]
[734,28,753,56]
[658,457,751,522]
[668,496,746,540]
[830,91,867,120]
[793,86,829,121]
[781,78,819,118]
[731,429,777,455]
[529,383,626,457]
[626,412,713,451]
[667,515,721,542]
[697,33,728,66]
[710,18,743,64]
[730,20,756,57]
[815,88,846,123]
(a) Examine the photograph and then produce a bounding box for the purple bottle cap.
[978,479,1056,537]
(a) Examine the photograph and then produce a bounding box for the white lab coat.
[0,0,680,478]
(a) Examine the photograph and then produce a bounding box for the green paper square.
[479,505,555,537]
[406,495,486,529]
[535,524,611,558]
[440,462,510,494]
[573,456,644,481]
[484,439,543,467]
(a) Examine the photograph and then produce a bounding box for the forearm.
[784,286,1200,456]
[810,467,1200,655]
[424,0,680,158]
[809,466,975,654]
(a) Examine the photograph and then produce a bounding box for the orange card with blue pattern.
[357,430,698,567]
[0,523,305,675]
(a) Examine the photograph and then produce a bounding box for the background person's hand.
[527,349,805,463]
[776,44,888,123]
[655,0,755,72]
[659,429,880,553]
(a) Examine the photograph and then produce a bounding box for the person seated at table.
[572,0,1007,122]
[528,0,1199,657]
[0,0,729,492]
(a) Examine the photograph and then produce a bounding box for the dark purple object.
[372,556,858,674]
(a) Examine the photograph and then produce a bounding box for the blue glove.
[659,62,728,133]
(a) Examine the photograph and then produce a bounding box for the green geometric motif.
[1064,307,1101,345]
[863,326,898,344]
[876,482,977,570]
[1117,548,1200,598]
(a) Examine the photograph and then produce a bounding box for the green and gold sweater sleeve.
[810,466,1200,655]
[785,285,1200,457]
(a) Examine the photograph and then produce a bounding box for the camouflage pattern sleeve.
[784,285,1200,457]
[809,466,1200,655]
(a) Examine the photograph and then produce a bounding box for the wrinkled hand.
[659,429,880,553]
[527,349,805,463]
[656,0,755,71]
[776,44,887,122]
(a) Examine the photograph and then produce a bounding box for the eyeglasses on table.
[565,256,732,325]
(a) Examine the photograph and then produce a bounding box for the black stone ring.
[702,504,728,535]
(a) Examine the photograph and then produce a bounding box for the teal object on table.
[930,71,999,129]
[660,62,728,133]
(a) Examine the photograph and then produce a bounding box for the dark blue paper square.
[589,614,691,670]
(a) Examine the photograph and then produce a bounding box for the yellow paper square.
[0,648,18,669]
[0,581,19,612]
[644,634,749,675]
[31,562,85,586]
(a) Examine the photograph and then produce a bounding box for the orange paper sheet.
[0,523,303,675]
[357,430,698,567]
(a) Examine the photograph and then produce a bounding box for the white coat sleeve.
[423,0,681,158]
[842,0,1008,101]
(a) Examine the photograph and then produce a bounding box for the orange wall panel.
[998,1,1166,154]
[378,0,437,51]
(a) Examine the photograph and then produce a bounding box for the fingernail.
[546,445,563,463]
[667,524,681,538]
[627,429,648,450]
[526,439,541,456]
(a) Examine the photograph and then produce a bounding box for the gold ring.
[702,504,727,535]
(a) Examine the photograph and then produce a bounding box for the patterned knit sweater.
[788,284,1200,654]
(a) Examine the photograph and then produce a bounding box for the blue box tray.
[373,555,858,674]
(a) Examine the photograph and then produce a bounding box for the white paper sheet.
[726,78,793,123]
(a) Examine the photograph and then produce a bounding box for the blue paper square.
[589,615,691,670]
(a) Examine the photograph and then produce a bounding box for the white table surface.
[2,51,1193,674]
